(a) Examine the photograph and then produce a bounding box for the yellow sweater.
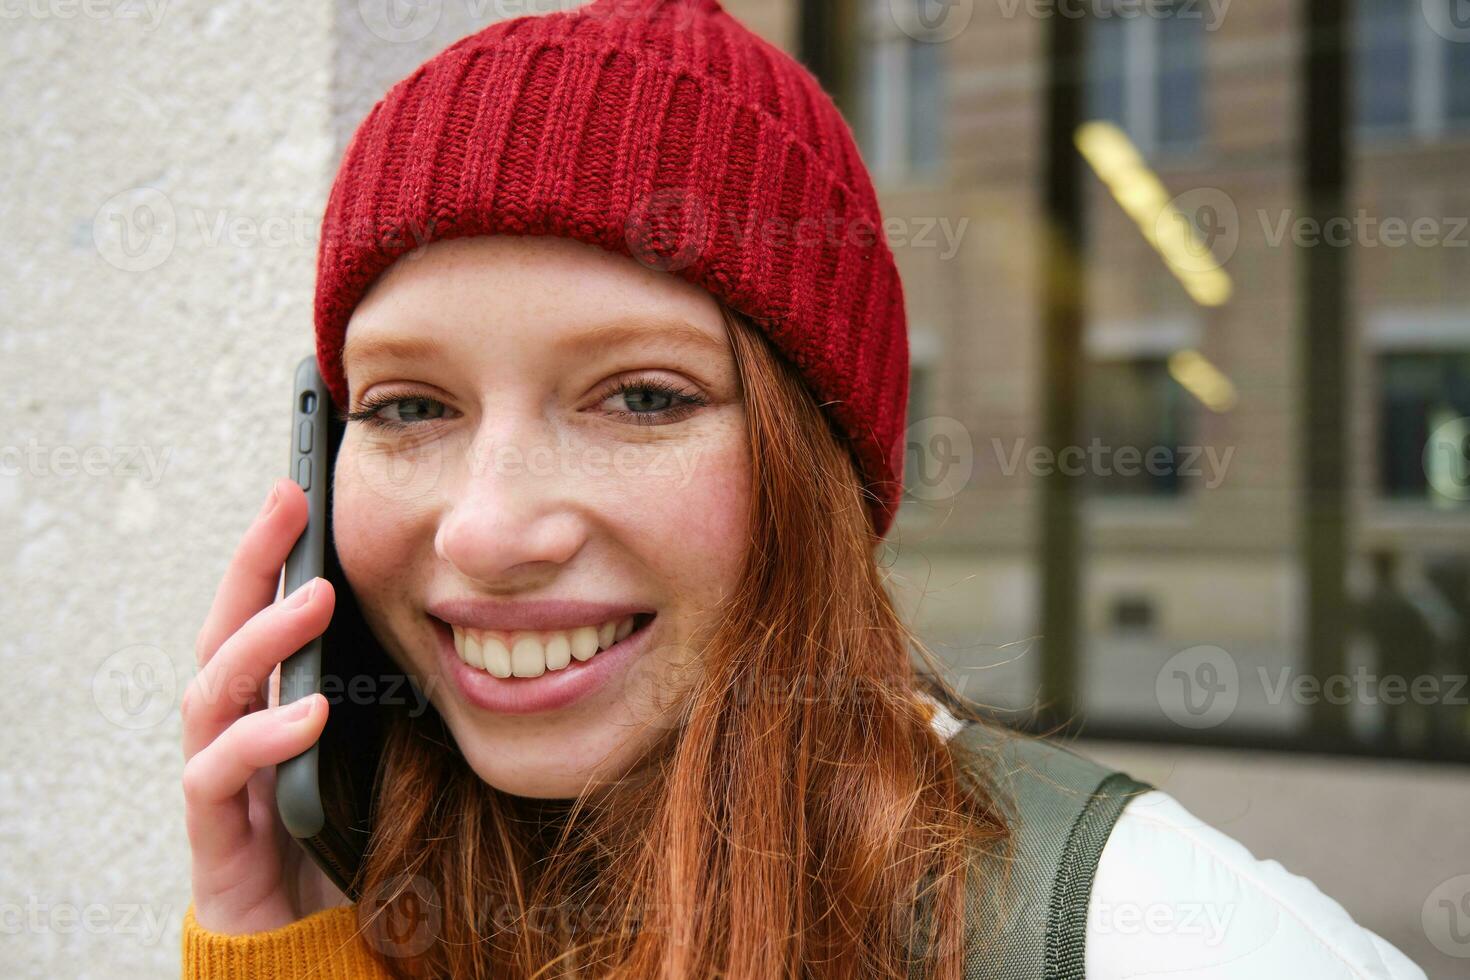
[182,902,390,979]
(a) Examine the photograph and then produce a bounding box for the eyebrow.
[557,316,728,359]
[341,315,728,367]
[340,334,443,367]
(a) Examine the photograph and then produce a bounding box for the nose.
[433,422,589,585]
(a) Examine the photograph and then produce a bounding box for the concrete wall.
[3,1,335,976]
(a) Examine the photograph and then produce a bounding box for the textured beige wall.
[1,0,333,975]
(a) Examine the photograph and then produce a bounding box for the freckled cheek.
[330,455,438,607]
[608,436,750,595]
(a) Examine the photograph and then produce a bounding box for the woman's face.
[332,235,750,799]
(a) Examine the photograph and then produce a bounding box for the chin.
[449,720,644,800]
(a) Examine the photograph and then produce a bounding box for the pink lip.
[426,596,655,633]
[431,613,657,715]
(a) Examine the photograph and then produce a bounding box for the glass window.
[856,0,945,183]
[1354,0,1470,136]
[1087,14,1128,129]
[1379,352,1470,504]
[908,32,944,174]
[1446,28,1470,125]
[816,0,1470,770]
[1157,6,1204,149]
[1355,0,1414,131]
[859,18,902,178]
[1083,358,1192,497]
[1086,3,1204,154]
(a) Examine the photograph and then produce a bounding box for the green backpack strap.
[909,720,1153,980]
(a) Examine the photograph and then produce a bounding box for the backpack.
[907,718,1154,979]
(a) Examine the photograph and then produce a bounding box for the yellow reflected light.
[1168,349,1238,413]
[1074,121,1233,307]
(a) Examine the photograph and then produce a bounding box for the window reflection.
[1083,358,1191,498]
[1380,351,1470,504]
[1087,1,1204,155]
[822,0,1470,761]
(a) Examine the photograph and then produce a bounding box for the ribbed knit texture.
[181,902,388,979]
[314,0,909,536]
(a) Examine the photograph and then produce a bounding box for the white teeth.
[570,626,599,661]
[481,635,511,679]
[450,616,642,677]
[544,633,571,671]
[462,632,484,670]
[510,635,545,678]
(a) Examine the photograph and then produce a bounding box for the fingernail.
[257,479,282,521]
[281,694,318,720]
[285,578,318,609]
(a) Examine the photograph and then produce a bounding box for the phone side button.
[298,420,313,454]
[296,456,312,491]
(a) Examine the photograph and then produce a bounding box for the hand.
[182,477,345,934]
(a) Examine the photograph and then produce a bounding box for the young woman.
[180,1,1426,976]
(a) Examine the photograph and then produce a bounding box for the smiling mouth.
[443,612,657,679]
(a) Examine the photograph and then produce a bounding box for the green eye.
[345,395,448,430]
[600,378,707,425]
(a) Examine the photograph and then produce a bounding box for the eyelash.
[600,377,709,425]
[342,377,709,431]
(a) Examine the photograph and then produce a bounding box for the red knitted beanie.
[314,0,909,537]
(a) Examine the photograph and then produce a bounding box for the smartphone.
[275,355,380,901]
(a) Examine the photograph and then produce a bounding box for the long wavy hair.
[336,302,1012,978]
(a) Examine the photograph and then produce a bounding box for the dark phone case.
[275,356,379,901]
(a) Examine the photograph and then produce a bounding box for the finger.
[182,577,334,759]
[195,478,309,670]
[182,694,328,861]
[242,663,283,718]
